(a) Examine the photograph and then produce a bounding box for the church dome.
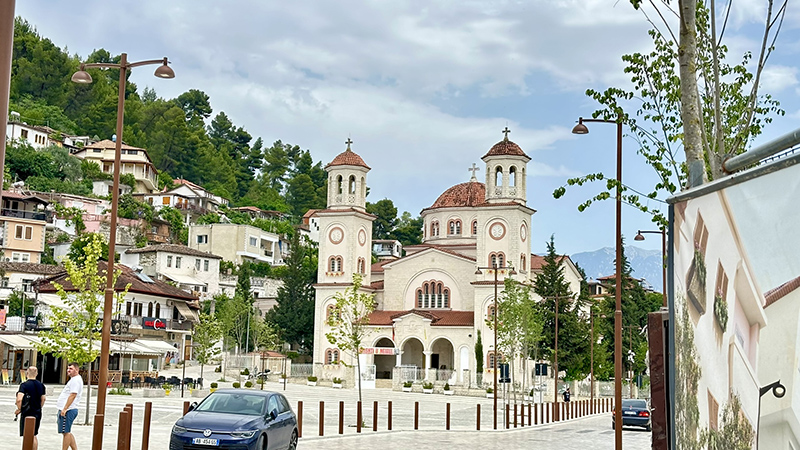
[326,149,371,170]
[429,181,485,209]
[482,138,529,159]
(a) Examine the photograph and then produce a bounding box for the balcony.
[121,315,193,332]
[2,208,47,221]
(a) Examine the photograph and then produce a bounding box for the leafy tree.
[366,199,398,240]
[533,235,589,382]
[492,278,542,393]
[10,18,75,108]
[120,173,136,190]
[193,312,223,382]
[391,211,423,247]
[267,232,317,352]
[68,232,111,262]
[285,174,320,218]
[54,204,86,235]
[174,89,212,124]
[117,194,155,222]
[325,273,375,405]
[9,95,78,134]
[236,261,253,304]
[475,330,484,379]
[158,206,188,244]
[7,290,34,316]
[218,293,252,352]
[261,140,292,191]
[36,233,130,424]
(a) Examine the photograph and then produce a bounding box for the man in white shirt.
[55,362,82,450]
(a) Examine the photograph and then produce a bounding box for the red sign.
[142,317,166,330]
[360,347,398,355]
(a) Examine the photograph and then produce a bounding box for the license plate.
[192,438,219,446]
[623,411,637,416]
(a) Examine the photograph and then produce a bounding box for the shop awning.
[163,273,206,286]
[135,339,179,354]
[174,301,199,322]
[110,340,162,356]
[0,334,38,349]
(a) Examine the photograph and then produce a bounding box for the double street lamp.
[474,263,516,430]
[71,53,174,450]
[572,115,624,449]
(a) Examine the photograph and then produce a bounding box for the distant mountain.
[571,246,664,293]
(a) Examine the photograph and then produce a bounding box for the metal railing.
[289,364,313,378]
[1,208,47,221]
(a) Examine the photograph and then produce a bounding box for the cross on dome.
[502,126,511,141]
[345,137,353,150]
[468,163,480,181]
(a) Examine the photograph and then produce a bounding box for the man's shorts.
[57,409,78,434]
[19,411,42,436]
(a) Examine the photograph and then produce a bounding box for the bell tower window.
[337,175,343,194]
[509,166,516,186]
[414,280,451,309]
[495,167,503,187]
[349,175,356,194]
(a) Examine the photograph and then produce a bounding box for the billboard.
[669,152,800,449]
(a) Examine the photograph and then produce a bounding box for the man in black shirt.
[16,366,46,450]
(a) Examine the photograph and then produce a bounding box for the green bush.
[486,387,494,394]
[241,368,250,375]
[332,377,342,384]
[109,386,131,395]
[232,382,241,388]
[214,366,222,373]
[423,382,434,390]
[307,376,318,382]
[210,382,218,389]
[245,381,253,388]
[403,381,413,388]
[444,383,451,391]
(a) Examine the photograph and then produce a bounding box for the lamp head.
[634,231,645,241]
[154,58,175,79]
[572,118,589,135]
[71,65,93,84]
[475,268,483,275]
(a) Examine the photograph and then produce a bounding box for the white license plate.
[623,411,637,416]
[192,438,219,446]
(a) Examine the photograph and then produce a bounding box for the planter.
[423,388,434,394]
[210,388,217,393]
[443,390,454,396]
[332,383,343,389]
[486,393,494,399]
[714,295,729,331]
[164,390,171,396]
[524,395,533,402]
[402,387,412,393]
[307,381,317,387]
[191,389,209,398]
[143,388,165,398]
[279,378,288,384]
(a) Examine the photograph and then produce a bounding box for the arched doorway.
[374,337,395,379]
[401,338,424,380]
[431,338,455,381]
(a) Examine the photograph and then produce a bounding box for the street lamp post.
[475,263,516,430]
[572,115,624,449]
[635,229,667,307]
[71,54,174,450]
[757,380,786,449]
[548,294,573,422]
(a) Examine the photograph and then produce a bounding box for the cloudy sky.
[14,0,800,255]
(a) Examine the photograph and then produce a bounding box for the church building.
[312,131,581,387]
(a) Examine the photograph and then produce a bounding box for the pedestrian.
[56,362,82,450]
[563,386,571,403]
[16,366,46,450]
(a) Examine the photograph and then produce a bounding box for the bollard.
[446,403,451,430]
[546,402,550,423]
[514,404,518,428]
[373,401,378,432]
[319,401,324,437]
[505,403,510,429]
[118,410,130,450]
[22,416,36,450]
[357,401,362,433]
[338,401,344,435]
[142,402,153,450]
[388,401,392,431]
[183,401,190,416]
[534,403,538,425]
[297,401,303,438]
[414,401,419,430]
[528,403,532,426]
[476,404,481,431]
[520,402,524,427]
[92,414,104,450]
[126,404,134,450]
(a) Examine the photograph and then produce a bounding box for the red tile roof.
[428,181,485,209]
[83,139,144,151]
[482,138,530,160]
[400,244,476,262]
[126,244,222,259]
[370,260,392,273]
[529,254,568,271]
[37,261,199,302]
[369,280,384,290]
[765,275,800,307]
[366,309,474,327]
[0,262,65,276]
[326,149,370,170]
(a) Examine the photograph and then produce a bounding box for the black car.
[170,389,298,450]
[612,398,651,431]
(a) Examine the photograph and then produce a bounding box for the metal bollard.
[338,401,344,435]
[373,401,378,432]
[297,401,303,438]
[319,401,324,437]
[546,402,550,423]
[183,401,190,416]
[446,403,450,431]
[388,401,392,431]
[414,401,419,430]
[357,401,362,433]
[520,402,524,427]
[126,404,134,450]
[476,404,480,431]
[92,414,104,450]
[142,402,153,450]
[514,404,518,428]
[22,416,36,450]
[505,403,510,429]
[118,410,130,450]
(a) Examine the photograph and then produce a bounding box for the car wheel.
[646,424,652,432]
[611,421,615,430]
[288,430,298,450]
[256,434,267,450]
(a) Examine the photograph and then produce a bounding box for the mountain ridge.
[571,246,664,292]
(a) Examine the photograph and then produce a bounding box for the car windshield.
[622,400,647,409]
[194,393,267,415]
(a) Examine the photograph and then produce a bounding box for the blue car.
[169,389,298,450]
[611,398,651,431]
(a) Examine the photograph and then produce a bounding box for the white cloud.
[760,65,799,93]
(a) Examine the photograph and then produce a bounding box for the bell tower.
[482,127,531,205]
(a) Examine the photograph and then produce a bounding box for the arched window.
[337,256,343,272]
[509,166,517,186]
[489,252,506,268]
[147,302,153,317]
[328,256,343,273]
[349,175,356,194]
[495,166,503,186]
[417,289,423,308]
[337,175,343,194]
[155,303,160,318]
[415,280,452,309]
[487,351,497,371]
[520,254,526,271]
[449,220,455,235]
[455,220,461,235]
[361,177,366,197]
[333,350,339,363]
[326,349,340,364]
[357,257,365,274]
[430,221,439,237]
[326,304,336,321]
[487,304,496,319]
[472,220,478,235]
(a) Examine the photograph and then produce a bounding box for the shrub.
[232,382,241,388]
[332,377,343,384]
[423,382,434,390]
[307,376,318,382]
[486,387,494,394]
[210,382,218,389]
[403,381,413,388]
[214,366,222,373]
[241,368,250,375]
[245,381,253,388]
[109,386,131,395]
[444,383,451,391]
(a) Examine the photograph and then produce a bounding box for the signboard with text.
[359,347,399,355]
[142,317,166,330]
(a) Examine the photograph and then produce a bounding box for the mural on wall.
[670,155,800,449]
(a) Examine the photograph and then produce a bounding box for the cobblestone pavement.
[0,372,650,449]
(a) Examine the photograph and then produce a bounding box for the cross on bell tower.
[345,138,353,150]
[468,163,480,181]
[502,126,511,141]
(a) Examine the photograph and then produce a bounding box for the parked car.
[612,398,651,431]
[169,389,298,450]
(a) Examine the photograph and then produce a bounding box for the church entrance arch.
[431,338,455,381]
[401,337,425,379]
[373,337,395,379]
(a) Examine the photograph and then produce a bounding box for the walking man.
[16,366,46,450]
[56,362,82,450]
